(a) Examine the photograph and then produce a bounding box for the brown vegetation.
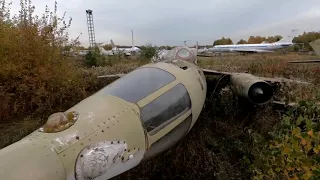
[114,53,320,180]
[1,1,320,180]
[214,32,320,52]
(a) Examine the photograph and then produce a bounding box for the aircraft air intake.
[159,47,197,63]
[230,73,273,105]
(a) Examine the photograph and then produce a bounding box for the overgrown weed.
[1,1,320,179]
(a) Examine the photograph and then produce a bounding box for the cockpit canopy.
[161,47,197,63]
[96,67,176,103]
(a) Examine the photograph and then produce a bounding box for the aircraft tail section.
[310,39,320,56]
[98,46,106,53]
[110,39,116,49]
[274,29,298,43]
[96,43,106,53]
[275,35,294,43]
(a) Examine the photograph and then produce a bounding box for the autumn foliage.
[0,0,87,121]
[1,1,320,180]
[249,101,320,180]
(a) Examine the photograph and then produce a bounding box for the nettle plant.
[249,100,320,180]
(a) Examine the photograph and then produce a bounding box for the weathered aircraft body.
[310,38,320,56]
[0,45,309,180]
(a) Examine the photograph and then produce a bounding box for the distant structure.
[131,29,134,46]
[86,9,96,48]
[310,39,320,56]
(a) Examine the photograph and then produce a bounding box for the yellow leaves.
[302,170,313,180]
[272,140,283,148]
[287,167,294,172]
[289,175,299,180]
[305,143,313,153]
[313,145,320,154]
[265,125,320,179]
[298,135,314,153]
[291,140,300,152]
[282,146,290,155]
[292,127,301,137]
[300,138,307,145]
[307,130,314,137]
[0,0,82,123]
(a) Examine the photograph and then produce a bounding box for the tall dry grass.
[0,0,87,122]
[198,53,320,102]
[113,54,320,180]
[0,0,139,145]
[1,1,320,179]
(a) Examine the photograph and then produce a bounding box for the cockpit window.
[140,83,191,135]
[96,67,176,103]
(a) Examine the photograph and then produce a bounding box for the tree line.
[73,31,320,52]
[213,31,320,51]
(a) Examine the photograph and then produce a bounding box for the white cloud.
[7,0,320,46]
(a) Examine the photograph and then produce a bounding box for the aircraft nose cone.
[0,136,65,180]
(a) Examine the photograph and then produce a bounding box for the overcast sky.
[8,0,320,46]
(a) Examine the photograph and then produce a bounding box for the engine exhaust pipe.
[230,73,273,105]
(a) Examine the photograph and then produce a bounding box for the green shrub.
[84,47,111,67]
[0,0,87,122]
[139,44,156,60]
[248,100,320,180]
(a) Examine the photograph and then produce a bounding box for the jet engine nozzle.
[230,73,273,105]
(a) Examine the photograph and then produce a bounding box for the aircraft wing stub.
[202,69,311,85]
[201,68,231,76]
[257,77,311,85]
[232,48,275,53]
[288,60,320,63]
[98,74,126,78]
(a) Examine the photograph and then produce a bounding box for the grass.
[2,52,320,179]
[1,1,320,179]
[198,53,320,102]
[110,53,320,180]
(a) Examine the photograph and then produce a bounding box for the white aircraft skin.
[78,50,90,56]
[110,40,141,56]
[309,38,320,56]
[206,34,295,53]
[190,47,208,54]
[96,43,116,56]
[96,40,141,56]
[155,44,206,63]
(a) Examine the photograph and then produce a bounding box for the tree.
[247,36,266,44]
[213,37,233,46]
[103,44,112,50]
[237,39,248,44]
[293,31,320,51]
[139,44,156,59]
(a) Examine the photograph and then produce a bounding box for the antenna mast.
[86,9,96,49]
[131,29,134,46]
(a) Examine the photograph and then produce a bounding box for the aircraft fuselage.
[0,60,207,180]
[207,42,294,53]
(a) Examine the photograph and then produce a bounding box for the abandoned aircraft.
[0,46,310,180]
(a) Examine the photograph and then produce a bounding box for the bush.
[247,100,320,180]
[139,44,157,60]
[0,0,87,122]
[84,48,110,67]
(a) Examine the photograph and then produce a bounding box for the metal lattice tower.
[86,9,96,48]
